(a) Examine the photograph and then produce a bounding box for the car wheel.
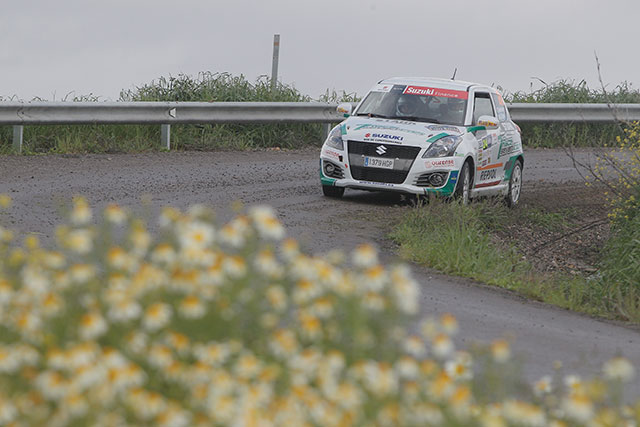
[453,161,471,205]
[505,159,523,208]
[322,185,345,198]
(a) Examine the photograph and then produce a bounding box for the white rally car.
[319,77,524,206]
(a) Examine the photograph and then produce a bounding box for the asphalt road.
[0,147,638,394]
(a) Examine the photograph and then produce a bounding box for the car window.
[473,93,494,124]
[490,92,508,122]
[356,92,386,114]
[354,84,468,125]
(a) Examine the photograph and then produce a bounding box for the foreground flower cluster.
[0,197,637,426]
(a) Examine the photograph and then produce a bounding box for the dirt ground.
[494,181,610,276]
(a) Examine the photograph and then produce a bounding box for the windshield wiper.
[354,113,389,118]
[389,116,441,124]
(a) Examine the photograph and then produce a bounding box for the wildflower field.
[0,197,637,426]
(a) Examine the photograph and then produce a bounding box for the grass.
[390,198,613,320]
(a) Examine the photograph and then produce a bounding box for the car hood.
[341,116,464,147]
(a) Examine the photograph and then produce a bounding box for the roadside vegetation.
[504,79,640,147]
[390,198,610,318]
[391,118,640,323]
[0,196,637,426]
[583,122,640,322]
[0,72,358,154]
[3,74,640,153]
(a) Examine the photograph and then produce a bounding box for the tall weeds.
[505,79,640,147]
[0,72,359,153]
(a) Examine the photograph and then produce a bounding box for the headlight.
[422,135,463,158]
[325,126,344,150]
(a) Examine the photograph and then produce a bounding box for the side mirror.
[477,115,499,130]
[337,102,352,117]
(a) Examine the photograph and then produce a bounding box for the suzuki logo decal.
[376,145,387,155]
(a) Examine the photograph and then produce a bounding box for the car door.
[491,91,521,164]
[471,91,502,188]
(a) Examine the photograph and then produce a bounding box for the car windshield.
[355,84,468,126]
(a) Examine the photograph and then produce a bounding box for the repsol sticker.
[479,168,497,181]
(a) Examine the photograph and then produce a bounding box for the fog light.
[324,163,335,175]
[429,173,445,187]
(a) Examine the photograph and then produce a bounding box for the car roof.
[378,77,497,93]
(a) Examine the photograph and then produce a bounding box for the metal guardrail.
[507,103,640,123]
[0,102,343,125]
[2,101,639,152]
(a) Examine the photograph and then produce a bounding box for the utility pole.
[271,34,280,90]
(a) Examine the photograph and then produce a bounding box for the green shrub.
[504,79,640,147]
[1,72,358,153]
[588,123,640,321]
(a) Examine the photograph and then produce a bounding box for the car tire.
[453,161,472,205]
[505,159,523,208]
[322,185,345,198]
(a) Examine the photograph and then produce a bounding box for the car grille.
[347,141,421,184]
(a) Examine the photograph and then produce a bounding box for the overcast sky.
[2,0,639,101]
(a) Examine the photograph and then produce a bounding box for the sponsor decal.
[478,162,503,171]
[373,84,392,92]
[425,159,455,169]
[324,148,343,161]
[370,133,403,142]
[358,181,395,187]
[475,179,501,188]
[498,142,519,159]
[479,168,497,181]
[478,119,498,128]
[403,86,468,99]
[427,125,462,133]
[374,118,418,126]
[362,132,404,144]
[353,123,424,136]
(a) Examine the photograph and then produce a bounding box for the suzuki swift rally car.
[319,77,524,206]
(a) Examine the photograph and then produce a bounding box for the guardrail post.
[161,124,171,150]
[12,125,23,154]
[321,123,330,142]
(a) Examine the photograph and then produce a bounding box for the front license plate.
[363,156,394,169]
